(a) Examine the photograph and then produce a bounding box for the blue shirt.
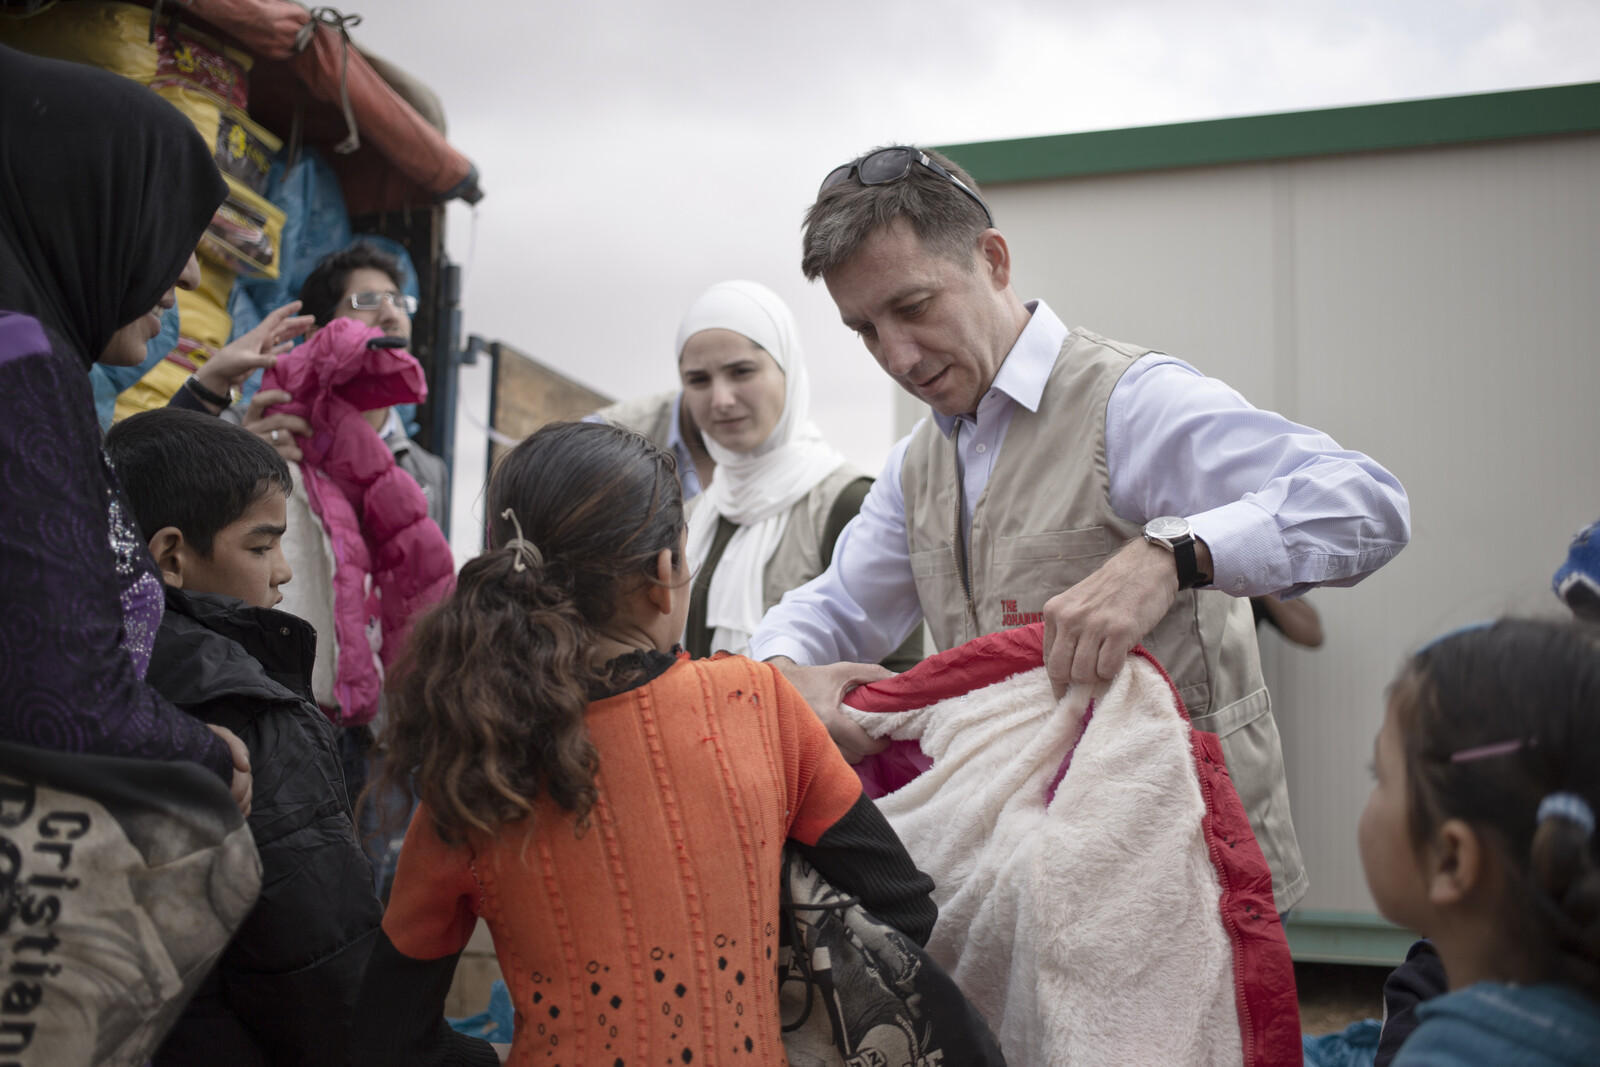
[1396,982,1600,1066]
[747,300,1411,666]
[663,391,703,503]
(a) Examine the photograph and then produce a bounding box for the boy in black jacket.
[106,408,381,1066]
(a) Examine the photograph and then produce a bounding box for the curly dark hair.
[298,242,406,326]
[1393,617,1600,999]
[377,421,685,843]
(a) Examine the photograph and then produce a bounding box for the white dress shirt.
[746,300,1410,666]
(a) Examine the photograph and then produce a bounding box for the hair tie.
[1537,792,1596,839]
[499,508,545,572]
[1450,736,1535,763]
[1418,619,1494,655]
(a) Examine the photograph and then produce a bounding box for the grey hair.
[801,146,991,280]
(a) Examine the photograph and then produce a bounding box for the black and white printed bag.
[778,848,1006,1067]
[0,740,261,1066]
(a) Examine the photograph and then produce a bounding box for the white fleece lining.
[277,463,339,713]
[845,659,1242,1067]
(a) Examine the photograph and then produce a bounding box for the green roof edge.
[933,82,1600,185]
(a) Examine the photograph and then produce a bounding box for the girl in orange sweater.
[352,421,936,1067]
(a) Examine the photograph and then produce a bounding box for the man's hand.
[1041,537,1199,700]
[241,388,313,463]
[767,656,893,764]
[207,724,253,818]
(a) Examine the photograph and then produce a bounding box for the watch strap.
[1173,536,1211,590]
[185,374,230,408]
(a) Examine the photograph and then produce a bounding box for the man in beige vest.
[747,145,1411,913]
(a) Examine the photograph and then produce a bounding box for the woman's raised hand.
[191,301,317,406]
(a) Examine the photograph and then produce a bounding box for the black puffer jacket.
[146,588,382,1066]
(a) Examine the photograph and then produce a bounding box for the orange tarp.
[164,0,481,209]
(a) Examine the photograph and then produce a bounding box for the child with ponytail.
[1360,618,1600,1065]
[350,421,936,1067]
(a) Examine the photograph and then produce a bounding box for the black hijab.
[0,44,227,367]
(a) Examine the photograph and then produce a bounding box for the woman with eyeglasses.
[679,281,920,669]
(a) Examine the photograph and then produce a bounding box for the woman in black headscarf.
[0,44,249,804]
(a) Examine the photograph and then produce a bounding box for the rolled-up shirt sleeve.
[1106,355,1411,598]
[748,431,925,666]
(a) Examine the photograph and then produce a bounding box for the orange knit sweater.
[383,653,863,1067]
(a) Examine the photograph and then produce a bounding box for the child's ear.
[1425,818,1485,907]
[644,547,678,617]
[147,526,189,589]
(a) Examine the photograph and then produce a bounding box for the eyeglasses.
[819,146,994,228]
[349,291,418,314]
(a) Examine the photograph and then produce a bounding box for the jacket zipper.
[952,435,978,638]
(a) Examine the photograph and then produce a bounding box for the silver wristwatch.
[1142,516,1209,590]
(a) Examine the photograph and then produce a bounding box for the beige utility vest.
[594,391,676,453]
[761,464,866,611]
[901,328,1306,912]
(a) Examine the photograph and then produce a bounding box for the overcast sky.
[352,0,1600,477]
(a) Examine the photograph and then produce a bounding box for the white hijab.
[681,281,845,655]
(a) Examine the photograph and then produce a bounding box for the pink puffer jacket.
[262,317,454,726]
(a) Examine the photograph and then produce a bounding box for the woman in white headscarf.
[680,281,918,668]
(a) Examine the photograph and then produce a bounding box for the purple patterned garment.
[0,312,232,780]
[107,483,164,679]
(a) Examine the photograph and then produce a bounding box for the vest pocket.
[981,528,1111,630]
[910,545,960,579]
[991,526,1109,563]
[1190,686,1305,910]
[1187,684,1270,739]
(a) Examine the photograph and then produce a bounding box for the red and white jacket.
[844,623,1302,1067]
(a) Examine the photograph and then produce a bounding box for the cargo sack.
[200,175,286,280]
[0,739,261,1066]
[844,625,1302,1067]
[0,1,251,106]
[229,148,353,391]
[778,848,1007,1067]
[150,79,281,194]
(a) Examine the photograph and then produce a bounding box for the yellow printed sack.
[151,79,281,195]
[0,1,252,106]
[201,175,286,280]
[194,254,238,311]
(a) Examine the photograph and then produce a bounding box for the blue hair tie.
[1417,619,1494,655]
[1537,793,1596,839]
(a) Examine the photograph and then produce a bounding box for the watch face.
[1145,516,1190,541]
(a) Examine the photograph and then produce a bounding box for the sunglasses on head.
[819,146,994,228]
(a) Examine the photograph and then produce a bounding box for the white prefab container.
[904,83,1600,963]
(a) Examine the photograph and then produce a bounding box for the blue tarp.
[448,979,514,1044]
[1303,1018,1380,1067]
